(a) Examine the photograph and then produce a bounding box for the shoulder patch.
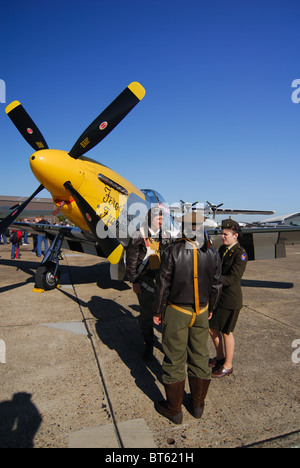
[241,253,247,261]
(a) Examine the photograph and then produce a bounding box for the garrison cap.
[221,219,240,230]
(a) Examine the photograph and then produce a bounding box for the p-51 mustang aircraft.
[1,81,300,290]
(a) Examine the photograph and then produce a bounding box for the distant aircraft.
[1,82,300,290]
[170,200,275,228]
[205,201,275,220]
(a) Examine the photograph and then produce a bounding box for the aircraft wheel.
[35,262,60,291]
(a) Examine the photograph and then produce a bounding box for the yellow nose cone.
[30,149,85,199]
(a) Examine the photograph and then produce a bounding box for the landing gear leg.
[35,234,64,291]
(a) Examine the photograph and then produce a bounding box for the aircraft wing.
[170,206,275,216]
[215,209,275,216]
[208,226,300,261]
[11,222,107,258]
[12,223,300,263]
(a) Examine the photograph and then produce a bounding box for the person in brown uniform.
[209,219,248,378]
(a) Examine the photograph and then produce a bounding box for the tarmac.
[0,241,299,449]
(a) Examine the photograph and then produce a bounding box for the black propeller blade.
[63,181,123,263]
[5,82,145,159]
[5,101,48,152]
[0,184,44,235]
[69,82,145,159]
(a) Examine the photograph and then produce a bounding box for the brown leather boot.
[155,380,185,424]
[188,376,210,419]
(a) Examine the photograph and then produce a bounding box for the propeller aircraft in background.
[205,201,275,221]
[1,81,300,291]
[170,200,275,228]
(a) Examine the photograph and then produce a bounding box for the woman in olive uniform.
[209,219,248,378]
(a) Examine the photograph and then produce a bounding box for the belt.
[168,302,209,328]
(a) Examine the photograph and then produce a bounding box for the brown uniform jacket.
[218,243,248,310]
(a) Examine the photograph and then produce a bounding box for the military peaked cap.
[221,219,240,230]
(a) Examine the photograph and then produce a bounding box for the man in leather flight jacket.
[152,212,222,424]
[126,207,167,361]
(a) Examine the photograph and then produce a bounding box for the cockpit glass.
[141,189,166,204]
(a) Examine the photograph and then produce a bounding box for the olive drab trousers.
[161,305,211,384]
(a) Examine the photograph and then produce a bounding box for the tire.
[35,261,60,291]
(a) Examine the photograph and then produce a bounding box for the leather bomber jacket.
[125,230,170,283]
[126,234,148,284]
[153,239,223,316]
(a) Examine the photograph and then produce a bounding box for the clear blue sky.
[1,0,299,220]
